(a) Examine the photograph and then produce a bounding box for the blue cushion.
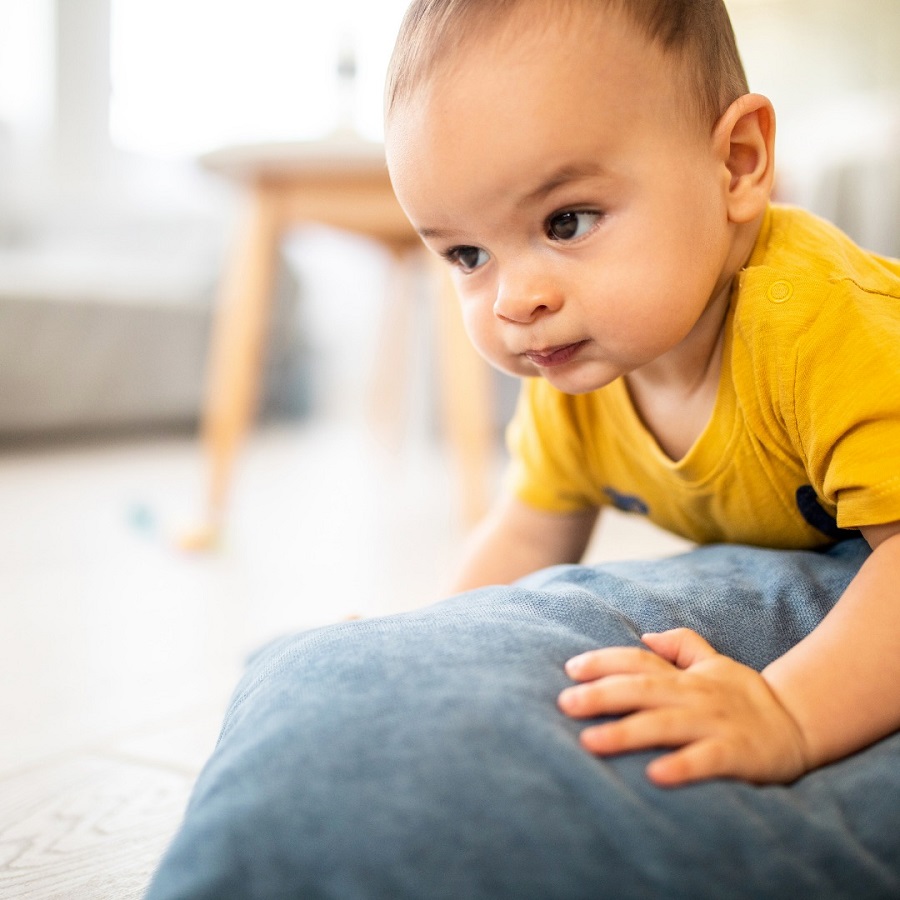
[146,540,900,899]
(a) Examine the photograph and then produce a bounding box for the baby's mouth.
[523,341,588,368]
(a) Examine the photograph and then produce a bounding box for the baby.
[384,0,900,786]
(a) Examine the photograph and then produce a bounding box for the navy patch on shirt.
[602,486,650,515]
[796,485,857,541]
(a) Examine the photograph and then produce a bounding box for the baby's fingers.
[579,708,699,756]
[641,628,718,668]
[581,715,748,787]
[565,645,670,681]
[558,672,680,718]
[645,740,739,787]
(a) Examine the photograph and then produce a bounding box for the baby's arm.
[761,522,900,773]
[559,522,900,786]
[452,493,599,593]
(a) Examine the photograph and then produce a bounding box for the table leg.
[183,186,282,547]
[433,259,496,526]
[366,244,418,448]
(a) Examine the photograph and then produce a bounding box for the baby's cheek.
[464,321,522,375]
[458,304,490,350]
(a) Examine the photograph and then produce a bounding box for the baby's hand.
[558,628,811,787]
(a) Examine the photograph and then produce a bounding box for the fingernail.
[558,687,578,708]
[565,654,588,674]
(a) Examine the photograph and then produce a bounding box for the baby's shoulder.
[734,205,900,352]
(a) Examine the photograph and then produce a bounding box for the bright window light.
[0,0,53,136]
[110,0,408,157]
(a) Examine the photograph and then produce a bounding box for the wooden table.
[190,140,494,544]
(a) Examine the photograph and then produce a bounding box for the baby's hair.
[386,0,749,129]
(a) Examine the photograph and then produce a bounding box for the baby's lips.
[523,341,587,367]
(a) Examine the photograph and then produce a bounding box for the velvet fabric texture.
[146,540,899,899]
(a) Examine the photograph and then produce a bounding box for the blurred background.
[0,1,898,895]
[0,0,897,445]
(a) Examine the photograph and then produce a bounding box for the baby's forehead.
[435,2,626,71]
[386,9,697,195]
[390,0,680,123]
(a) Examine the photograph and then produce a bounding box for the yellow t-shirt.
[505,205,900,549]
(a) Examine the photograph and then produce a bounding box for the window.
[109,0,408,157]
[0,0,53,138]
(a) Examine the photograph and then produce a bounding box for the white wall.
[54,0,112,194]
[725,0,900,254]
[728,0,900,102]
[726,0,900,176]
[0,0,55,227]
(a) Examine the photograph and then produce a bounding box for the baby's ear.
[713,93,775,223]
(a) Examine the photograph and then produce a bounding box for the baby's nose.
[493,276,563,324]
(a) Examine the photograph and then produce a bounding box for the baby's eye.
[446,245,490,273]
[547,211,602,242]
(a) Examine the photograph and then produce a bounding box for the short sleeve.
[504,379,604,513]
[790,280,900,529]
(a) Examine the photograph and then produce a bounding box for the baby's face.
[387,6,739,393]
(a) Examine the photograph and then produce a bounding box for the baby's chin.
[492,357,549,382]
[536,360,625,395]
[481,351,621,394]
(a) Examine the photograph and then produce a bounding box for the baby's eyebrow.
[417,226,457,240]
[519,163,608,207]
[415,163,608,240]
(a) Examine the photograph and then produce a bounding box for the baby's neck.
[624,212,765,461]
[625,294,729,462]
